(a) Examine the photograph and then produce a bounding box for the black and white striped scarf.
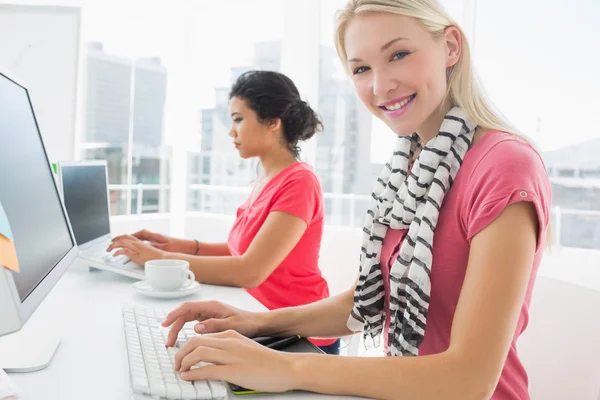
[347,107,476,356]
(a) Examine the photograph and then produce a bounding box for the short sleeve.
[270,169,323,225]
[462,138,552,251]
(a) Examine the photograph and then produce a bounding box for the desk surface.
[9,261,362,400]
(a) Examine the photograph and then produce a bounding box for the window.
[186,0,284,211]
[78,2,175,215]
[474,0,600,249]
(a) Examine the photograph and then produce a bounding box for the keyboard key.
[167,347,178,365]
[149,382,166,398]
[148,367,161,379]
[102,253,131,265]
[181,382,197,400]
[208,380,228,399]
[184,327,196,338]
[192,379,213,399]
[165,382,181,398]
[132,376,150,395]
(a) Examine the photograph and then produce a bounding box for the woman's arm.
[163,211,309,288]
[256,278,358,339]
[109,230,231,256]
[162,278,357,346]
[156,238,231,256]
[194,242,231,257]
[284,202,539,400]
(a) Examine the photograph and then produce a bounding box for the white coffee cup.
[145,259,196,292]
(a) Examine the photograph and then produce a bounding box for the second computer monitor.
[57,161,112,247]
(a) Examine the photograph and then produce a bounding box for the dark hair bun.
[229,70,323,158]
[281,100,323,143]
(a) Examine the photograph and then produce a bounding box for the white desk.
[9,261,362,400]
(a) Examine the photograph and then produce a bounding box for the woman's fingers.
[179,346,228,372]
[107,236,137,252]
[175,332,235,370]
[165,316,187,348]
[194,317,232,334]
[162,301,204,327]
[132,229,155,241]
[112,249,132,258]
[180,363,228,382]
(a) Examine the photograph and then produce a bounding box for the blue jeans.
[318,338,341,355]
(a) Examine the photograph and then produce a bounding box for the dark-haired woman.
[109,70,340,354]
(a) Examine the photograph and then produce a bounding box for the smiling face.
[344,12,460,137]
[228,96,280,159]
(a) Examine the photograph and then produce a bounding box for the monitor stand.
[0,329,60,372]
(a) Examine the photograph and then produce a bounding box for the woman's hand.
[113,229,195,254]
[161,301,265,347]
[175,330,297,393]
[106,235,165,265]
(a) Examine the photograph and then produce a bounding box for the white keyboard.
[123,306,228,399]
[94,250,131,265]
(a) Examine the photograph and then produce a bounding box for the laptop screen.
[60,164,111,246]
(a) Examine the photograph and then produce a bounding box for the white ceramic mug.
[145,259,195,292]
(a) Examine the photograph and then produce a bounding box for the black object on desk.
[251,335,301,350]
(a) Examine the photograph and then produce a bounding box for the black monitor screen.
[0,74,75,302]
[60,164,111,246]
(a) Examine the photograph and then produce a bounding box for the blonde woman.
[162,1,551,398]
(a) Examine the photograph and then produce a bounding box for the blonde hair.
[334,0,518,136]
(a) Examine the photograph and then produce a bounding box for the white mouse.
[0,369,19,400]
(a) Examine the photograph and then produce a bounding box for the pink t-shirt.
[380,132,551,399]
[228,162,336,347]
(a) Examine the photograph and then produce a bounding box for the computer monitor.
[57,160,112,247]
[0,67,79,372]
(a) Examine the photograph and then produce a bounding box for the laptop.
[57,160,145,280]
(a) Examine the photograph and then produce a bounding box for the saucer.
[132,280,201,299]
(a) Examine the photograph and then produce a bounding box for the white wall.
[0,4,80,163]
[518,277,600,400]
[184,212,234,244]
